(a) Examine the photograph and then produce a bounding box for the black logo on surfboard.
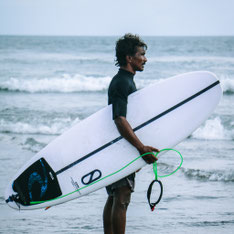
[81,169,102,185]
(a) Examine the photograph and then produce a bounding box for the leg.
[111,186,132,234]
[103,195,114,234]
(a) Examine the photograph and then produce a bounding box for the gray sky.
[1,0,234,36]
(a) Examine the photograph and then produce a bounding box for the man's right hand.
[138,146,159,164]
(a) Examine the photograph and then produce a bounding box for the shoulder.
[109,75,130,93]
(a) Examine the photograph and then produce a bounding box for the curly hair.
[115,33,147,67]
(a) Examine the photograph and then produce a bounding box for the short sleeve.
[111,81,129,120]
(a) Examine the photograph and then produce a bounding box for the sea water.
[0,36,234,234]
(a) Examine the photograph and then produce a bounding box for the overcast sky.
[0,0,234,36]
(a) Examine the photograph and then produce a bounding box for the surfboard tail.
[6,158,62,207]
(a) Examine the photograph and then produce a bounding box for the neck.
[120,65,135,75]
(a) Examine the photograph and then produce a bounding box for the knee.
[114,187,131,210]
[114,198,130,210]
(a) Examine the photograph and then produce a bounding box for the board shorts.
[106,173,135,196]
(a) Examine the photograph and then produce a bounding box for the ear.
[126,55,132,64]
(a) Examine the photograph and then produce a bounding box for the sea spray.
[192,117,233,140]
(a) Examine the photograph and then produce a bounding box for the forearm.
[114,116,159,164]
[114,116,144,152]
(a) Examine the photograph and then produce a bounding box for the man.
[103,34,159,234]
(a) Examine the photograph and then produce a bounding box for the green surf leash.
[28,148,183,210]
[147,148,183,211]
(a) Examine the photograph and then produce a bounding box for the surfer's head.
[115,34,147,72]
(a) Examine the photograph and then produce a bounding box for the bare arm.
[114,116,159,164]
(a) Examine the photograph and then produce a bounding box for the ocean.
[0,36,234,234]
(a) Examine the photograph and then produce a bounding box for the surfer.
[103,34,159,234]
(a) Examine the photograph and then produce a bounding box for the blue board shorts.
[106,173,135,196]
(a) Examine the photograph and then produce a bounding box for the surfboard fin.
[5,194,21,210]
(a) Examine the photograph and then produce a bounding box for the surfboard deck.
[5,71,222,210]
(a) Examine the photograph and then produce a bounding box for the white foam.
[192,117,233,140]
[183,168,234,182]
[0,74,111,93]
[220,78,234,94]
[0,118,80,135]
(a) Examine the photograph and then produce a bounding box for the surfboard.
[5,71,222,210]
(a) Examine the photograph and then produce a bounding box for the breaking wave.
[0,117,80,135]
[220,77,234,94]
[0,74,111,93]
[0,73,234,94]
[191,117,234,140]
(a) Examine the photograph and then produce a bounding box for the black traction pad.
[12,158,62,205]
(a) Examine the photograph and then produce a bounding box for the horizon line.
[1,34,234,37]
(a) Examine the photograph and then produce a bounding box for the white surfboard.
[5,71,222,210]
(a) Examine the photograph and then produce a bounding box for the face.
[130,46,147,72]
